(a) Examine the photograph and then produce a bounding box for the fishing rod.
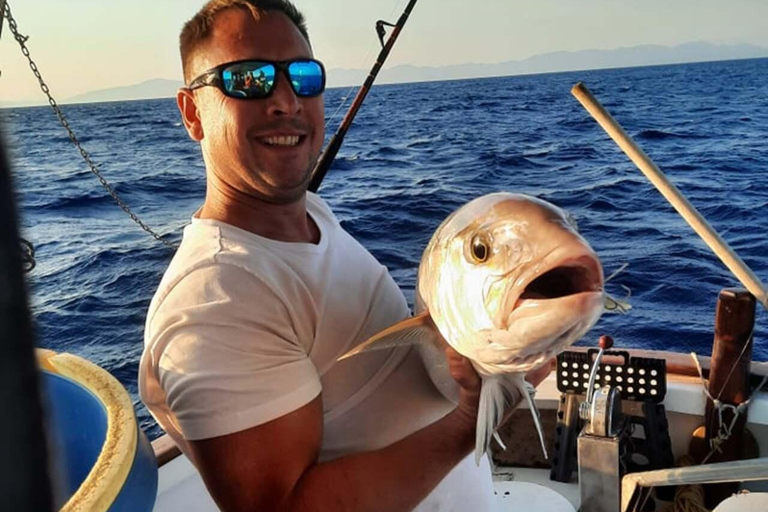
[0,0,6,41]
[308,0,420,193]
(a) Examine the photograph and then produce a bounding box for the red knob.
[599,335,614,350]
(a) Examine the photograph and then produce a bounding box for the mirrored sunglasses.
[188,58,326,99]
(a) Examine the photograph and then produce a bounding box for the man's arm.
[190,347,483,512]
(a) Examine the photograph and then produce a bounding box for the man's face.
[188,9,324,204]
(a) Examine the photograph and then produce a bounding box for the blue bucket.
[38,350,157,511]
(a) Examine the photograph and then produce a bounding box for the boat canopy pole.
[308,0,420,193]
[571,82,768,311]
[0,129,54,510]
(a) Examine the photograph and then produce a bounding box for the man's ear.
[177,88,204,141]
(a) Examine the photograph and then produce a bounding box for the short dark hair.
[180,0,310,83]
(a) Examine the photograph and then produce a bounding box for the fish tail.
[474,375,510,465]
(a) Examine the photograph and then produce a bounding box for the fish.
[341,192,607,463]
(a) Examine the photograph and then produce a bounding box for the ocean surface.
[2,58,767,440]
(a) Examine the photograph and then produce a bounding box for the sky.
[1,0,768,106]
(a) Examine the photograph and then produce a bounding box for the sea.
[2,58,767,440]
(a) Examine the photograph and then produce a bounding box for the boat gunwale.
[150,347,768,467]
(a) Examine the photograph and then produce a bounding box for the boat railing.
[621,457,768,512]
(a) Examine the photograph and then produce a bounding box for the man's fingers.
[445,346,481,391]
[525,358,553,388]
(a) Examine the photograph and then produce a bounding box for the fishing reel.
[577,335,628,512]
[579,335,624,438]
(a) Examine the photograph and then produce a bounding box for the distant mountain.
[59,42,768,105]
[66,78,183,104]
[328,41,768,86]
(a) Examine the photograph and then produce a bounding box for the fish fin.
[338,312,437,361]
[474,374,550,464]
[519,375,548,460]
[492,431,507,451]
[474,375,512,465]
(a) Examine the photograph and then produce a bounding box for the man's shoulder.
[147,220,284,323]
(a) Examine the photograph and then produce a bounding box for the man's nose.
[266,71,301,116]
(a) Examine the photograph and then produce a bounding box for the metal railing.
[621,457,768,512]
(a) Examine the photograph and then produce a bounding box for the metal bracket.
[579,433,622,512]
[375,20,396,48]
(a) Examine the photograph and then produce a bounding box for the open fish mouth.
[513,254,603,310]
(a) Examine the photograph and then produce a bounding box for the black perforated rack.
[550,349,674,486]
[556,349,667,402]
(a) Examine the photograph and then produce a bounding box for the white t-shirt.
[139,192,497,511]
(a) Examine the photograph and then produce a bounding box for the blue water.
[3,58,767,440]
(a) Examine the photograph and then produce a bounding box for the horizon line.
[3,54,767,110]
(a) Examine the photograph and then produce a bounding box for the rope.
[690,350,768,464]
[659,456,710,512]
[2,2,177,250]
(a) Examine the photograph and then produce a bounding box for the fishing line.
[325,0,404,132]
[715,327,755,401]
[604,262,629,284]
[604,263,632,313]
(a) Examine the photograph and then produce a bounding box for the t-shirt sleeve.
[149,263,322,441]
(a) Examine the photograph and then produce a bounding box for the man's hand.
[444,346,554,429]
[525,358,553,388]
[445,345,481,427]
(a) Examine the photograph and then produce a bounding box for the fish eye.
[470,235,490,263]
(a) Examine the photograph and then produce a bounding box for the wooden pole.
[701,288,756,507]
[571,82,768,311]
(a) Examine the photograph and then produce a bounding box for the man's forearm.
[281,408,476,512]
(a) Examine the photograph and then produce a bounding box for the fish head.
[418,193,605,374]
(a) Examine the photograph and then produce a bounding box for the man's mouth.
[260,135,303,147]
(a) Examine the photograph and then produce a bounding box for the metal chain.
[2,2,178,249]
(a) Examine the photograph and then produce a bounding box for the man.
[139,1,548,511]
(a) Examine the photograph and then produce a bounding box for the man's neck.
[199,187,320,244]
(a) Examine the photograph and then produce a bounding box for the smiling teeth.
[263,135,300,146]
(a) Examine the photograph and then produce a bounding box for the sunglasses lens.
[288,60,325,97]
[221,62,275,98]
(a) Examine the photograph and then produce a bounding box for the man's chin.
[247,157,318,204]
[252,176,313,205]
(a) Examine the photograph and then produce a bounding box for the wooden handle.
[571,82,768,311]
